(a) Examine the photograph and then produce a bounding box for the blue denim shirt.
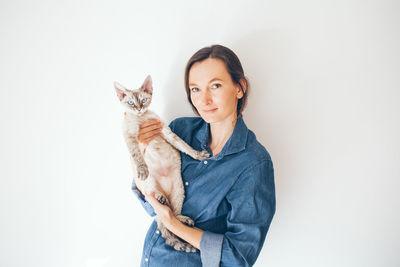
[131,116,276,267]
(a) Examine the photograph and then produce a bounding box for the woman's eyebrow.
[209,78,223,83]
[189,77,223,86]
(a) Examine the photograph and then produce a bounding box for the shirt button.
[156,230,160,234]
[203,160,208,165]
[185,181,189,186]
[145,258,149,262]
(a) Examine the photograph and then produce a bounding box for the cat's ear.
[114,81,128,101]
[141,75,153,95]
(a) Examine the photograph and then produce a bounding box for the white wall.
[1,0,399,266]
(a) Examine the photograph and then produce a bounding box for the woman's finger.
[139,122,162,136]
[138,121,163,144]
[140,119,159,126]
[138,128,162,143]
[141,126,162,137]
[140,122,162,133]
[140,124,163,136]
[140,119,162,130]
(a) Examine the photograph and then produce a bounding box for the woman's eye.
[127,100,134,105]
[191,87,199,92]
[211,83,221,89]
[142,98,147,103]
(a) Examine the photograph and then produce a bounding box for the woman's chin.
[199,113,214,123]
[200,115,219,124]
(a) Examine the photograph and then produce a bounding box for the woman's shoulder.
[243,129,273,164]
[168,116,204,133]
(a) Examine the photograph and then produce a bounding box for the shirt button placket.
[203,160,208,165]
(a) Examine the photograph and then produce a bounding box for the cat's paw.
[175,242,198,253]
[176,214,195,227]
[194,150,210,161]
[137,165,149,180]
[155,193,170,206]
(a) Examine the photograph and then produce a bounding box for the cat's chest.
[123,112,159,135]
[145,138,179,162]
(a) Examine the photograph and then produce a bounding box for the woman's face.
[189,58,244,124]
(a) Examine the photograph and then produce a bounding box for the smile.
[203,108,218,113]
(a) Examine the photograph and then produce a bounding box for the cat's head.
[114,75,153,116]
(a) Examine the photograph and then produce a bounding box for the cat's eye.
[142,98,148,103]
[127,100,134,105]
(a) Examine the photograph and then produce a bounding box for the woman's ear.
[236,79,247,99]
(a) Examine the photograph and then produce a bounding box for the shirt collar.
[195,115,249,159]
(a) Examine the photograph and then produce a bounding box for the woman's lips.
[203,108,218,113]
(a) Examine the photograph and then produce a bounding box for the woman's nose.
[200,90,212,105]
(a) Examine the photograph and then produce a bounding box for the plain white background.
[1,0,399,266]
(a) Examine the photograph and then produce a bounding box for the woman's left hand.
[145,192,176,228]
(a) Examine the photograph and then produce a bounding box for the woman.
[131,44,276,267]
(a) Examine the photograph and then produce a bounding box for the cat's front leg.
[176,214,195,227]
[192,150,210,161]
[125,137,149,180]
[154,192,170,206]
[161,127,210,161]
[137,162,149,180]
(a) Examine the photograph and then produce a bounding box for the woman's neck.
[209,113,237,156]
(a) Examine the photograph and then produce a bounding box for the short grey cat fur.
[114,75,209,252]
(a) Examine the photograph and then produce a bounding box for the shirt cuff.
[200,231,224,267]
[131,178,156,217]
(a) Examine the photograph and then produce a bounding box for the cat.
[114,75,209,252]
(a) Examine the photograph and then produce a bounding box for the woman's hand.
[138,119,164,146]
[145,192,203,250]
[144,192,176,229]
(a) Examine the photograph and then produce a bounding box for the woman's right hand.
[138,119,164,146]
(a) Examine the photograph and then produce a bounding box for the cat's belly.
[137,137,183,201]
[155,165,172,177]
[144,138,181,178]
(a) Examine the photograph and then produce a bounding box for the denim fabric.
[131,116,276,267]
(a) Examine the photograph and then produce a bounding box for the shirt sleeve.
[129,119,178,217]
[131,178,156,217]
[199,159,276,267]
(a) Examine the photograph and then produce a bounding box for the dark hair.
[184,44,250,117]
